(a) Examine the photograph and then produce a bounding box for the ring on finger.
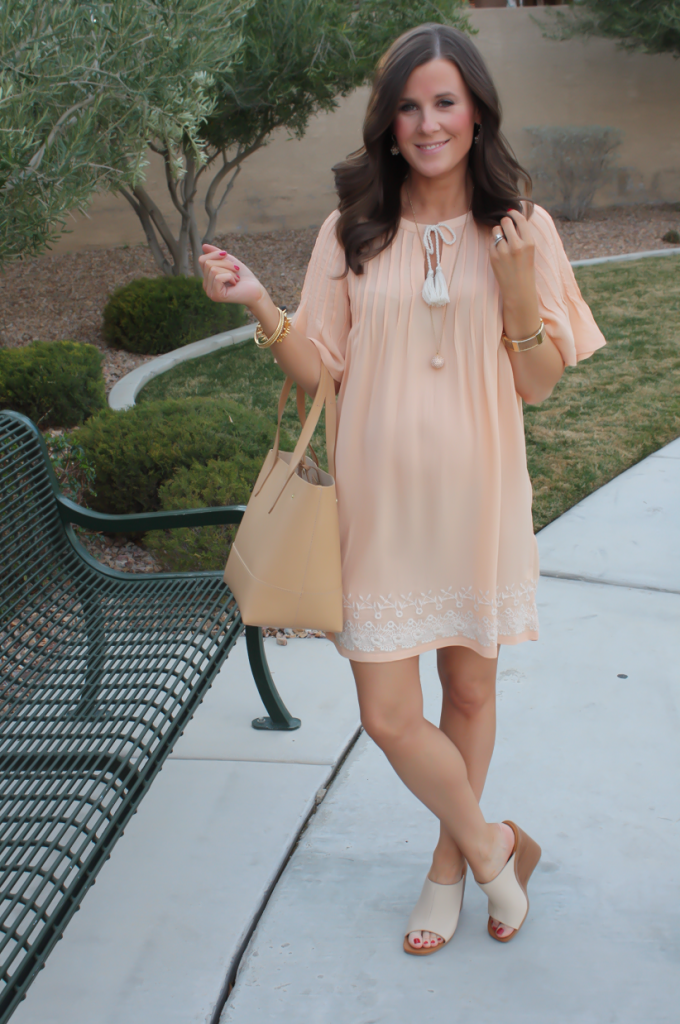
[493,233,505,247]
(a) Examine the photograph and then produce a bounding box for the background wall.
[53,7,680,253]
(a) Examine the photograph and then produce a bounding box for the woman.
[200,24,605,954]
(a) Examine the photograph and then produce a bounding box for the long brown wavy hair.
[333,24,532,275]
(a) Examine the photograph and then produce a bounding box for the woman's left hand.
[490,207,565,404]
[489,208,540,340]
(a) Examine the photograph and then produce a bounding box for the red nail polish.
[234,264,240,270]
[218,250,227,257]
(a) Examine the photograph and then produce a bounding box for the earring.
[473,123,481,145]
[390,136,400,156]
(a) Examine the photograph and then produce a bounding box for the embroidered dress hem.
[327,628,539,663]
[327,579,539,661]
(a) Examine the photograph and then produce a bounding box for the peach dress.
[293,205,605,662]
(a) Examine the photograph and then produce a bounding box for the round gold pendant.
[431,353,445,369]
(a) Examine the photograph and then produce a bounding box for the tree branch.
[119,186,174,276]
[202,133,268,243]
[204,163,241,244]
[27,93,99,174]
[162,150,186,217]
[130,183,180,265]
[183,152,204,277]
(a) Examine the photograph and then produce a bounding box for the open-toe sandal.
[476,820,541,943]
[403,868,466,956]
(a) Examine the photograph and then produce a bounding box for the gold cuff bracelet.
[502,318,546,353]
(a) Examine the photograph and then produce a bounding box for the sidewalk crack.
[540,570,680,596]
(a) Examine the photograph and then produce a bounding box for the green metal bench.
[0,409,300,1022]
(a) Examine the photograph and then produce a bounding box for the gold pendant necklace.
[406,185,470,370]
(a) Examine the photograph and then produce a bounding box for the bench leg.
[245,625,301,731]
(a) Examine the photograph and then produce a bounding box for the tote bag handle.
[296,386,320,469]
[253,363,337,511]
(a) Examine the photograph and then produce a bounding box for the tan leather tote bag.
[224,362,343,632]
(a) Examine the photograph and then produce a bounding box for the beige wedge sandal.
[403,869,466,956]
[476,820,541,943]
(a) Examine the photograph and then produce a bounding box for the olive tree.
[0,0,249,266]
[124,0,472,276]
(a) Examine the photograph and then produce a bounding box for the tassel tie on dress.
[421,223,456,307]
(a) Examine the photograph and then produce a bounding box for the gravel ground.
[3,203,679,576]
[76,530,163,573]
[555,204,680,260]
[0,227,320,393]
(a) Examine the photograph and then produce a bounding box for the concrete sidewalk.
[223,440,680,1024]
[12,638,360,1024]
[11,440,679,1023]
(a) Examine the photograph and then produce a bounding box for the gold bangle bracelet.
[254,307,288,349]
[276,316,293,344]
[502,319,546,353]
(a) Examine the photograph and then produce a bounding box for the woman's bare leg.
[412,645,509,947]
[351,655,515,947]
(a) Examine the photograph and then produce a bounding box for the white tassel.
[422,265,450,306]
[421,223,456,307]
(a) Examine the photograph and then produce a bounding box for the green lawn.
[526,256,680,529]
[139,256,680,531]
[137,334,331,468]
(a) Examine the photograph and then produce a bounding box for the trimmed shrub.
[526,126,623,221]
[44,431,97,504]
[0,340,105,428]
[145,458,258,572]
[103,276,247,355]
[75,398,290,516]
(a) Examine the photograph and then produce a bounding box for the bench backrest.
[1,411,94,700]
[0,410,239,1021]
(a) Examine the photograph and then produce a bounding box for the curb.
[108,246,680,411]
[108,323,254,411]
[570,246,680,268]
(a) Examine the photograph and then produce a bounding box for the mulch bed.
[3,203,679,576]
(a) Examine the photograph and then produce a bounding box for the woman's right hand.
[199,244,267,311]
[200,243,323,397]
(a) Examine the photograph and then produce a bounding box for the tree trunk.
[121,135,268,275]
[119,187,175,276]
[183,153,204,277]
[120,146,204,276]
[163,147,193,277]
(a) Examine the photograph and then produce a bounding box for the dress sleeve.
[292,210,351,384]
[530,205,606,366]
